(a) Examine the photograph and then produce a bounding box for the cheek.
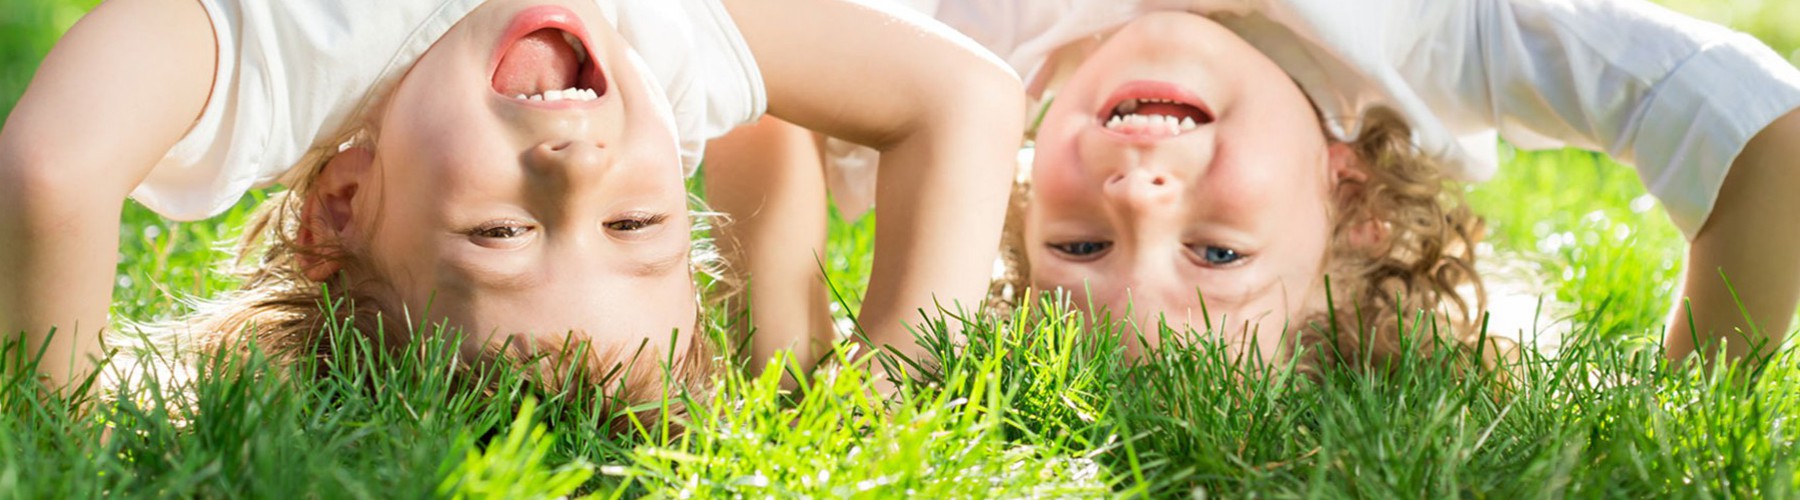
[383,47,511,170]
[1029,137,1100,212]
[1269,213,1334,314]
[358,200,441,306]
[387,105,507,169]
[1020,198,1074,280]
[1030,168,1087,211]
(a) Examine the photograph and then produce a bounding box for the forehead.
[425,257,698,347]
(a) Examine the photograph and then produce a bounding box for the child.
[719,0,1800,367]
[0,0,1024,396]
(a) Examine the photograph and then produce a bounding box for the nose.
[1103,168,1180,215]
[525,139,612,186]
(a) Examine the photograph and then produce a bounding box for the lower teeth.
[515,87,598,102]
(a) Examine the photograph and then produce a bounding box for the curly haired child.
[715,0,1800,369]
[0,0,1024,400]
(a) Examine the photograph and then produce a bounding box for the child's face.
[351,0,695,359]
[1026,12,1340,359]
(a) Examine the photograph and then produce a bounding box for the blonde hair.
[992,108,1498,370]
[115,145,721,425]
[1300,109,1499,371]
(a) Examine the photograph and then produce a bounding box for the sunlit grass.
[9,282,1800,497]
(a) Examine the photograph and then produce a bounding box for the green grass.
[1465,149,1687,343]
[7,1,1800,497]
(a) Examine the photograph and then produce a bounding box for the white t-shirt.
[899,0,1800,238]
[134,0,766,221]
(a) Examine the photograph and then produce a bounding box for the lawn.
[4,1,1800,498]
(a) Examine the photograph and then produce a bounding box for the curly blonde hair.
[115,144,721,426]
[991,108,1499,371]
[1300,109,1499,372]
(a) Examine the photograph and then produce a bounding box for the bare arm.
[719,0,1026,363]
[0,0,215,390]
[1665,109,1800,365]
[703,116,836,376]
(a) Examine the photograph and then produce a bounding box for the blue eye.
[1048,241,1112,259]
[1196,246,1243,266]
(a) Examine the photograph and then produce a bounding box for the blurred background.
[2,0,99,118]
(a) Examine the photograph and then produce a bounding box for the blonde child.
[717,0,1800,367]
[0,0,1024,396]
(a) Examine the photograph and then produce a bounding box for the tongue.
[1135,102,1205,121]
[492,29,580,96]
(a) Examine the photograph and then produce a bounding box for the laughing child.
[0,0,1023,398]
[716,0,1800,368]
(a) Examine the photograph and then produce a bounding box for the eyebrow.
[632,245,688,278]
[450,255,543,292]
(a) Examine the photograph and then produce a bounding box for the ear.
[1327,142,1368,187]
[297,147,374,282]
[1326,143,1386,251]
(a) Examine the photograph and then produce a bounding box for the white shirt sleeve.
[1398,0,1800,238]
[610,0,767,177]
[135,0,486,221]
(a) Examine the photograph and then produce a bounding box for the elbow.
[940,60,1027,166]
[0,140,41,206]
[0,140,97,222]
[884,60,1025,154]
[946,59,1028,131]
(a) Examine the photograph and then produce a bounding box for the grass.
[5,1,1800,497]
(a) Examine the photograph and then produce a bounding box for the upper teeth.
[1106,113,1199,133]
[515,87,600,102]
[1115,98,1184,114]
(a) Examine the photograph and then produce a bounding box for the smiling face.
[334,0,695,361]
[1026,12,1349,359]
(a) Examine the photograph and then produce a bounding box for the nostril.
[1108,173,1127,185]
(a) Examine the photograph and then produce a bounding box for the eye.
[1192,245,1245,266]
[471,223,534,239]
[1047,241,1112,260]
[605,213,669,232]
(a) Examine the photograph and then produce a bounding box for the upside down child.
[0,0,1023,401]
[714,0,1800,368]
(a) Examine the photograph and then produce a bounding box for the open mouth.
[1099,81,1213,137]
[491,7,606,104]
